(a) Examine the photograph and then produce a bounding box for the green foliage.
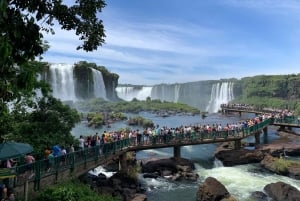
[272,158,289,174]
[1,1,106,104]
[234,74,300,110]
[8,97,80,152]
[127,116,154,128]
[272,158,300,174]
[35,180,120,201]
[75,98,200,114]
[87,112,104,128]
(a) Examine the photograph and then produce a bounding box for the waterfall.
[116,86,152,101]
[213,158,224,168]
[206,82,234,113]
[174,84,181,103]
[91,68,107,99]
[49,63,76,101]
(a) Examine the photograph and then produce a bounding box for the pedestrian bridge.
[4,117,273,200]
[221,104,300,128]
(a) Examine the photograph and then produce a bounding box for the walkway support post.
[173,146,181,158]
[119,153,127,171]
[254,131,260,144]
[234,140,241,150]
[263,127,268,144]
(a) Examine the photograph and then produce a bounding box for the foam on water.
[88,166,116,178]
[197,164,300,200]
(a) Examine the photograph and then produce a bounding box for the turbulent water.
[71,112,300,201]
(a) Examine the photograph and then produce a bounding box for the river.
[71,112,300,201]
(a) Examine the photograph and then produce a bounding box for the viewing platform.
[221,104,300,129]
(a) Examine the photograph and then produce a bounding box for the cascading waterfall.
[91,68,107,99]
[48,63,107,102]
[49,63,76,101]
[174,84,181,103]
[206,82,234,113]
[116,86,152,101]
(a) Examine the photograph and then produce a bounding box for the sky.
[43,0,300,85]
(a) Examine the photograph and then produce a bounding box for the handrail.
[6,118,272,192]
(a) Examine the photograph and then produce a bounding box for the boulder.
[141,157,198,182]
[250,191,268,201]
[196,177,234,201]
[264,181,300,201]
[215,149,265,166]
[260,154,300,179]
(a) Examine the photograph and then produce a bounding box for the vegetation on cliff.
[232,74,300,115]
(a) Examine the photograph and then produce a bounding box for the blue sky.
[43,0,300,85]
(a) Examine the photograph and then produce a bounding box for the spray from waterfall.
[206,82,234,113]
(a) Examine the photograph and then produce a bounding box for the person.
[78,135,85,150]
[24,153,35,178]
[60,146,67,165]
[1,184,7,201]
[47,152,55,172]
[69,144,75,153]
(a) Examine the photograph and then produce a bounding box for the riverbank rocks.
[260,154,300,180]
[80,171,146,201]
[141,157,199,181]
[214,149,265,166]
[264,181,300,201]
[196,177,237,201]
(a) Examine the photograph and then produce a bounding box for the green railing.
[4,118,272,192]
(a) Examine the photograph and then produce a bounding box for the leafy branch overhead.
[0,0,106,103]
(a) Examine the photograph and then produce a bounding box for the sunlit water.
[71,112,300,201]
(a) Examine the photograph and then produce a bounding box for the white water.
[116,86,152,101]
[88,166,116,178]
[174,84,181,103]
[206,82,234,113]
[49,63,76,101]
[91,68,107,99]
[198,164,300,200]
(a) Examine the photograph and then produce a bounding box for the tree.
[0,0,106,104]
[0,0,106,141]
[11,96,81,152]
[0,0,106,144]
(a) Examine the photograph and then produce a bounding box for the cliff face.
[73,61,120,101]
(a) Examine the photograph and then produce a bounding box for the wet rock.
[215,149,265,166]
[250,191,268,201]
[141,157,198,182]
[196,177,236,201]
[264,181,300,201]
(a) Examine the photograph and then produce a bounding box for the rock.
[250,191,268,201]
[288,165,300,180]
[143,173,159,179]
[141,157,197,181]
[264,181,300,201]
[215,149,265,166]
[196,177,232,201]
[260,154,282,174]
[260,154,300,179]
[130,193,147,201]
